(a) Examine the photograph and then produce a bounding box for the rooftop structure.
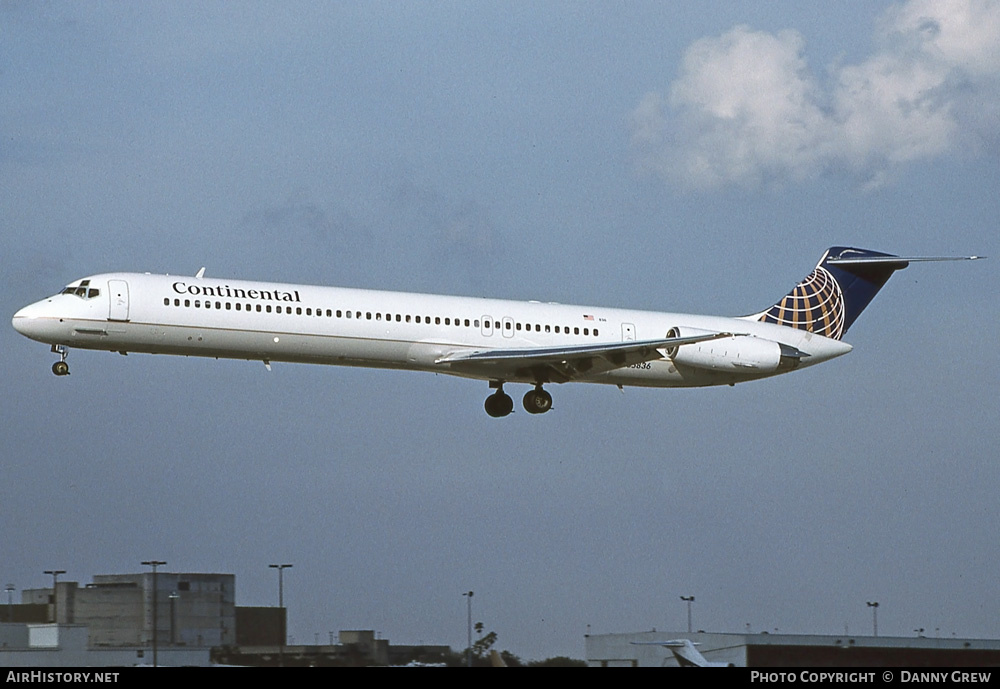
[586,630,1000,667]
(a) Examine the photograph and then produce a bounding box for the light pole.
[680,595,695,634]
[462,591,473,667]
[867,601,879,637]
[43,570,66,623]
[168,592,179,646]
[269,564,292,667]
[141,561,166,667]
[4,584,13,622]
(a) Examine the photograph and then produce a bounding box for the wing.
[434,331,731,383]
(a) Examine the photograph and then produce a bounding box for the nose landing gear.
[50,345,70,376]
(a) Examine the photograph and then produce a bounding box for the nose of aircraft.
[12,305,33,335]
[12,300,53,340]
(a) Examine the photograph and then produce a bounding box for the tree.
[471,630,497,659]
[527,656,587,667]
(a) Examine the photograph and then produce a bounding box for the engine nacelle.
[665,327,801,373]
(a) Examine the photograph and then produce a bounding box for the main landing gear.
[484,384,514,418]
[522,386,553,415]
[51,345,70,376]
[484,382,553,417]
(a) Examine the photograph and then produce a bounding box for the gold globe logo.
[758,266,845,339]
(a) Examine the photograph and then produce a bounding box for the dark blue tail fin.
[751,247,910,340]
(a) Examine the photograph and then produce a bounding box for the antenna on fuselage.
[195,267,206,279]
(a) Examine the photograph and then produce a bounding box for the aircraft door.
[502,316,514,338]
[108,279,130,321]
[622,322,635,341]
[481,315,493,337]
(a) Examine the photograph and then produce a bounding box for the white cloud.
[885,0,1000,76]
[632,0,1000,189]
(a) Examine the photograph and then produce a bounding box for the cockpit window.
[61,279,100,300]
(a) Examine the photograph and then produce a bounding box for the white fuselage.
[12,272,852,389]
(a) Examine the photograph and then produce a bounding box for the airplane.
[12,247,979,417]
[631,639,734,667]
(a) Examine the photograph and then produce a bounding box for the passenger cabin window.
[151,301,618,338]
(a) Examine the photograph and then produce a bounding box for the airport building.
[585,630,1000,667]
[213,629,451,667]
[0,623,211,667]
[21,572,235,647]
[2,572,235,666]
[1,571,450,666]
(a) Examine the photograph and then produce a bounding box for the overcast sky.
[2,1,998,660]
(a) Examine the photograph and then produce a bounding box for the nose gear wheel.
[50,345,70,376]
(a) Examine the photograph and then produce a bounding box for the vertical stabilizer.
[632,639,733,667]
[748,247,910,340]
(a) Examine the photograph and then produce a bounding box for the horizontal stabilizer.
[827,254,982,266]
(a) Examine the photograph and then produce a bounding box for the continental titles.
[172,282,300,303]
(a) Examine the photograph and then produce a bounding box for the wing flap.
[435,331,731,383]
